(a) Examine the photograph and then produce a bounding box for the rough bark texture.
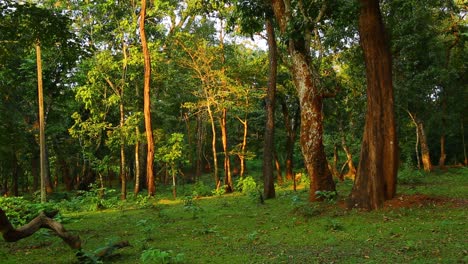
[140,0,155,196]
[348,0,398,210]
[263,17,277,199]
[270,0,336,201]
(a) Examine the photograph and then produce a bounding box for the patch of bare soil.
[384,194,468,209]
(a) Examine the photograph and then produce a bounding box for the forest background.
[0,0,466,223]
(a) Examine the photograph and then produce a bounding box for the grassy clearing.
[0,167,467,263]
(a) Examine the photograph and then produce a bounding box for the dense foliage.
[0,0,466,206]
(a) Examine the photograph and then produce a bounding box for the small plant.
[247,231,259,242]
[140,248,185,263]
[324,218,344,231]
[315,190,338,203]
[211,186,226,196]
[183,196,202,219]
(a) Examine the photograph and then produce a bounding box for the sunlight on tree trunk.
[348,0,398,210]
[140,0,155,196]
[36,40,47,203]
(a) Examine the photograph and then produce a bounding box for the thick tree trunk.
[348,0,398,210]
[140,0,155,196]
[263,17,277,199]
[271,0,336,201]
[220,108,232,192]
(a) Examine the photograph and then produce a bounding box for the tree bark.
[140,0,155,196]
[134,126,141,196]
[271,0,336,201]
[263,16,277,199]
[348,0,398,210]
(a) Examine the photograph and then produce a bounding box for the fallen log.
[0,208,81,249]
[1,208,130,263]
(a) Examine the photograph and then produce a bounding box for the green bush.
[0,197,56,227]
[235,176,258,195]
[191,180,212,197]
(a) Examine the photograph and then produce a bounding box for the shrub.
[0,197,56,227]
[191,180,212,197]
[235,176,258,195]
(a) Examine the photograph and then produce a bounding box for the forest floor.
[0,167,467,263]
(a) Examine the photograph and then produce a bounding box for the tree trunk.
[417,120,432,172]
[220,108,232,192]
[271,0,336,201]
[280,97,299,181]
[263,17,277,199]
[195,113,204,179]
[407,111,421,169]
[140,0,155,196]
[274,151,283,185]
[348,0,398,210]
[134,126,141,196]
[36,40,47,203]
[340,131,356,180]
[120,101,127,200]
[239,116,248,178]
[207,103,220,189]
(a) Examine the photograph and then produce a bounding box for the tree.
[263,15,277,199]
[270,0,336,201]
[347,0,398,210]
[140,0,155,196]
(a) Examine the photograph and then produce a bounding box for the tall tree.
[140,0,155,196]
[270,0,336,201]
[263,16,277,199]
[348,0,398,210]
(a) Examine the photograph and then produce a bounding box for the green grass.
[0,167,467,263]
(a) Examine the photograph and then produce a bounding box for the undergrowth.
[0,168,466,263]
